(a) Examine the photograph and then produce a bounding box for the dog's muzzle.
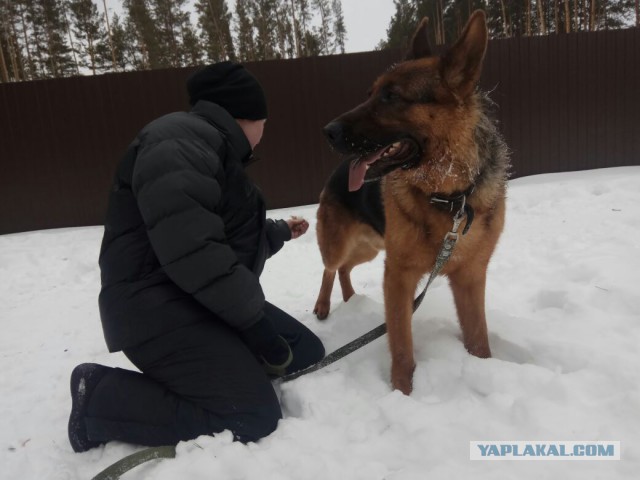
[323,121,346,150]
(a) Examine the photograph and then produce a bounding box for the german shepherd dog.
[314,11,510,395]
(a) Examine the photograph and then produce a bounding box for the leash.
[91,445,177,480]
[282,191,472,382]
[91,194,473,480]
[414,192,474,310]
[281,323,388,382]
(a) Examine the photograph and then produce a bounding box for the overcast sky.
[100,0,397,54]
[338,0,396,52]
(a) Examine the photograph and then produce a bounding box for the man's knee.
[226,400,282,443]
[307,333,325,363]
[288,330,325,373]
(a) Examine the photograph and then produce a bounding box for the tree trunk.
[0,36,9,82]
[88,35,96,74]
[589,0,596,31]
[102,0,117,71]
[43,15,58,77]
[62,5,80,75]
[526,0,532,36]
[554,0,559,33]
[585,0,589,30]
[166,6,179,66]
[438,0,445,44]
[18,4,33,79]
[290,0,301,57]
[538,0,547,35]
[564,0,571,32]
[207,0,228,60]
[8,16,23,80]
[500,0,510,37]
[0,7,16,81]
[433,2,440,44]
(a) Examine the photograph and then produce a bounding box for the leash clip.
[441,231,459,258]
[430,196,451,206]
[452,194,475,236]
[451,195,467,234]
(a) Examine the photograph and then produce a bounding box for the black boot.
[68,363,111,452]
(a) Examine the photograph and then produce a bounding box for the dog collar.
[429,184,475,235]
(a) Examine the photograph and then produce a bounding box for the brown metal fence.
[1,28,639,235]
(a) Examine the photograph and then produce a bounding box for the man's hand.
[240,317,294,377]
[286,216,309,240]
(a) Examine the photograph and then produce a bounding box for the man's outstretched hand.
[286,216,309,239]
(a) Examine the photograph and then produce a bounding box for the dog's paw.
[391,362,416,395]
[313,303,330,320]
[392,376,414,396]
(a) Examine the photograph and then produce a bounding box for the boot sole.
[68,363,106,452]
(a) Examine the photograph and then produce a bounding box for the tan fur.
[314,191,384,320]
[314,11,508,395]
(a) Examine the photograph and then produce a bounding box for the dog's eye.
[380,87,400,103]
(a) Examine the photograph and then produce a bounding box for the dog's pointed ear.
[405,17,432,61]
[440,10,488,98]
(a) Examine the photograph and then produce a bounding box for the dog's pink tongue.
[348,161,369,192]
[348,148,385,192]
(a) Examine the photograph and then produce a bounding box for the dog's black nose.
[323,121,344,147]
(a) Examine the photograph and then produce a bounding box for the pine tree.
[151,0,193,67]
[180,17,202,66]
[123,0,161,69]
[0,0,25,82]
[68,0,110,75]
[598,0,636,30]
[473,0,504,36]
[251,0,279,60]
[13,0,36,80]
[331,0,346,53]
[109,13,130,71]
[312,0,334,54]
[438,0,487,41]
[274,0,295,58]
[0,41,8,83]
[289,0,314,56]
[100,0,118,72]
[195,0,235,62]
[0,2,9,82]
[537,0,548,35]
[378,0,417,49]
[302,29,321,55]
[235,0,256,61]
[379,0,639,46]
[33,0,75,78]
[61,1,81,75]
[23,0,49,78]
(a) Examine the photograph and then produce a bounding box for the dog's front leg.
[314,269,336,320]
[384,262,422,395]
[448,266,491,358]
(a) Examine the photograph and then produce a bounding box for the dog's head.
[325,11,489,192]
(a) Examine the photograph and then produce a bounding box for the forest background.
[0,0,638,83]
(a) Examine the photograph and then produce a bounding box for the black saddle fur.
[324,159,385,236]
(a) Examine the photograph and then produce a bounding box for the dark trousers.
[85,302,324,445]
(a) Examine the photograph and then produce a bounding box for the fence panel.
[1,29,639,235]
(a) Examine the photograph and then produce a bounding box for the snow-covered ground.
[1,166,639,479]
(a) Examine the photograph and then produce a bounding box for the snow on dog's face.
[323,11,489,193]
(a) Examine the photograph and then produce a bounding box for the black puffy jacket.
[98,101,291,352]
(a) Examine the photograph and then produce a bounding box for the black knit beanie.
[186,61,268,120]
